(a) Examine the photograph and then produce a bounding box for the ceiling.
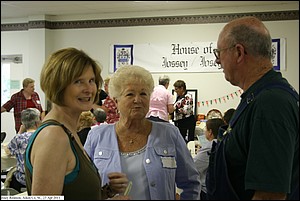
[1,1,297,20]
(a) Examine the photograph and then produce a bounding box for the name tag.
[161,157,177,168]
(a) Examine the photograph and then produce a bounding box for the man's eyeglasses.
[213,45,236,60]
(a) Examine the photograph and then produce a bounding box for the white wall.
[1,9,299,143]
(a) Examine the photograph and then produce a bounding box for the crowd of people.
[1,16,298,200]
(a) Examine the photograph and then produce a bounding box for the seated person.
[193,118,225,200]
[223,108,236,125]
[4,108,41,192]
[77,111,94,145]
[91,108,107,128]
[206,108,223,120]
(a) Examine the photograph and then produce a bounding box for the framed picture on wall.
[271,38,286,71]
[113,44,133,72]
[271,38,280,71]
[172,89,198,116]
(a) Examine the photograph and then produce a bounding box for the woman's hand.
[108,172,129,194]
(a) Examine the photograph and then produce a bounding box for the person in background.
[101,77,120,124]
[193,118,225,200]
[77,111,94,145]
[91,108,107,128]
[207,16,299,200]
[1,78,45,132]
[206,108,223,120]
[24,47,129,200]
[91,77,108,115]
[92,88,108,111]
[223,108,235,125]
[84,65,200,200]
[173,80,196,143]
[4,108,41,192]
[146,75,174,122]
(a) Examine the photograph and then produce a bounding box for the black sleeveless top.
[25,119,102,200]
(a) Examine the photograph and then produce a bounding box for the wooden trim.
[1,10,299,31]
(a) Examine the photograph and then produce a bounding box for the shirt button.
[146,158,151,163]
[150,182,156,187]
[99,151,103,155]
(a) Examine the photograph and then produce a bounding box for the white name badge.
[161,157,177,168]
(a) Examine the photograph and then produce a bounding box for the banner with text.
[112,42,220,73]
[111,39,285,73]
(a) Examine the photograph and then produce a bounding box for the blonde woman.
[77,111,94,145]
[24,47,129,200]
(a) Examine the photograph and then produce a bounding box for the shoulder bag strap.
[229,82,298,129]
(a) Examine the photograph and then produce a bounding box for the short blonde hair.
[109,65,154,99]
[77,111,94,131]
[23,78,35,88]
[40,47,103,106]
[104,77,111,85]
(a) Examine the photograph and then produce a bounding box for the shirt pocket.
[93,149,113,171]
[154,146,177,169]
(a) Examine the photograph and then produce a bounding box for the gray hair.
[109,65,154,99]
[93,108,107,123]
[159,75,170,86]
[227,24,272,59]
[21,108,41,130]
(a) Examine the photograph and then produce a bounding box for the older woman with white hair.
[84,65,201,200]
[5,108,41,192]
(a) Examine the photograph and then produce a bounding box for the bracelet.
[102,184,116,198]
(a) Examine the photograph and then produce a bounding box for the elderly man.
[206,16,299,200]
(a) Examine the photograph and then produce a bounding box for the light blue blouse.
[120,146,150,199]
[193,139,217,194]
